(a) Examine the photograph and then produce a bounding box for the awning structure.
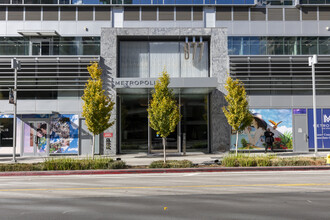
[17,30,60,37]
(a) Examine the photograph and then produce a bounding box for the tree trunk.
[92,134,95,160]
[162,137,166,163]
[236,131,239,156]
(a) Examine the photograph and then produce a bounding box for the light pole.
[10,58,20,163]
[309,55,318,154]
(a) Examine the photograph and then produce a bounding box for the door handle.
[304,133,309,142]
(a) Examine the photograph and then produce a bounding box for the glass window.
[250,37,267,55]
[120,42,149,78]
[284,37,300,55]
[301,37,317,55]
[140,0,151,3]
[319,37,330,55]
[120,41,209,78]
[193,0,203,3]
[150,42,180,77]
[267,37,284,55]
[232,37,249,55]
[176,0,193,3]
[180,42,208,77]
[164,0,175,3]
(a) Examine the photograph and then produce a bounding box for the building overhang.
[113,77,218,91]
[17,30,60,37]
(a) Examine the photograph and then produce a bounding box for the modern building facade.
[0,0,329,156]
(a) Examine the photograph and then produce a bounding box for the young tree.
[82,62,115,159]
[147,70,181,163]
[222,76,252,156]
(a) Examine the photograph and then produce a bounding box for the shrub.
[43,157,125,171]
[222,154,272,167]
[270,157,326,166]
[149,160,194,168]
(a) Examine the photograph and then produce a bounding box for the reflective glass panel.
[120,95,148,153]
[181,94,208,152]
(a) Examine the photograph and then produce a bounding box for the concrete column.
[100,28,118,156]
[210,28,230,152]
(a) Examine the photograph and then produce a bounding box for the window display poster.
[230,109,293,150]
[50,114,78,154]
[308,109,330,149]
[0,118,13,147]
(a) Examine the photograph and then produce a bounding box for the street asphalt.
[0,170,330,219]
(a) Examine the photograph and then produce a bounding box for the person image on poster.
[36,123,47,152]
[244,114,268,147]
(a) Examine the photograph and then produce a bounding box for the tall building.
[0,0,329,156]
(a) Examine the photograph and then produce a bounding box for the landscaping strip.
[1,166,330,177]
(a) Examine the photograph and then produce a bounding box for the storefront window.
[119,92,209,153]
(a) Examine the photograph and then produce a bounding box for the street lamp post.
[10,58,20,163]
[309,55,318,154]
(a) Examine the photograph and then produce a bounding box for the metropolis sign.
[113,79,156,88]
[112,77,218,89]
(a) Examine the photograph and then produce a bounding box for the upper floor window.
[119,41,209,78]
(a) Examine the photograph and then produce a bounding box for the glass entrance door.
[23,121,48,156]
[150,127,178,153]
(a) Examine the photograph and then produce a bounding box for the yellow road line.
[0,183,330,192]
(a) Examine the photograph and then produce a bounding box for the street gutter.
[1,166,330,176]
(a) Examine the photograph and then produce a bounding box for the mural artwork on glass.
[50,114,79,154]
[230,109,293,150]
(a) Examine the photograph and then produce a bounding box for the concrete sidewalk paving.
[0,151,329,166]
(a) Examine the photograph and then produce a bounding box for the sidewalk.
[0,151,328,166]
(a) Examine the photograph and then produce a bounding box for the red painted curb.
[0,166,330,176]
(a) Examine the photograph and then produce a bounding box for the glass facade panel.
[120,94,148,153]
[120,41,209,78]
[150,42,180,77]
[180,42,208,77]
[301,37,318,55]
[181,94,208,152]
[120,41,149,78]
[120,93,209,153]
[319,37,330,55]
[228,36,330,55]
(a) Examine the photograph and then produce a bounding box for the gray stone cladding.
[100,27,229,154]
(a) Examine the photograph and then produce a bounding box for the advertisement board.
[308,109,330,149]
[230,109,293,150]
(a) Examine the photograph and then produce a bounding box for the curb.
[1,166,330,176]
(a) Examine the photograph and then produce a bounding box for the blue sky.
[251,109,292,129]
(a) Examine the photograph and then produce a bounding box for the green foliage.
[147,70,181,138]
[278,131,293,149]
[149,160,194,168]
[0,163,43,172]
[222,77,252,132]
[222,154,273,167]
[82,62,115,135]
[43,157,126,170]
[223,154,326,167]
[271,157,326,166]
[241,138,248,148]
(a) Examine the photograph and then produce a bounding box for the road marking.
[0,183,330,192]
